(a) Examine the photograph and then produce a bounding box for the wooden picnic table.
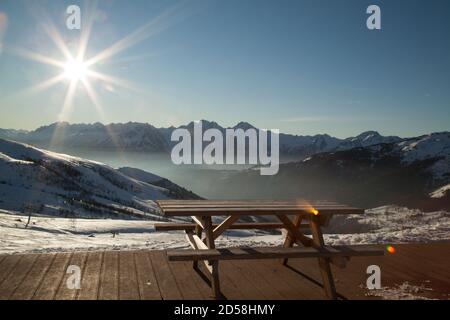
[155,200,383,300]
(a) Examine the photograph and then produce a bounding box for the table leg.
[309,216,338,300]
[203,216,221,299]
[193,224,202,270]
[281,214,302,265]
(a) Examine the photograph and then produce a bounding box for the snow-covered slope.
[117,167,202,200]
[0,139,199,219]
[396,132,450,182]
[337,131,402,150]
[0,205,447,255]
[325,206,449,244]
[429,184,450,199]
[356,132,450,183]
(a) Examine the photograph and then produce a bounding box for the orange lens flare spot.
[386,245,396,254]
[311,209,319,216]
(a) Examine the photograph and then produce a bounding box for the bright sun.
[63,59,88,81]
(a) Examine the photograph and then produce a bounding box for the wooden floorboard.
[32,252,72,300]
[148,251,183,300]
[197,261,247,300]
[0,255,22,286]
[118,251,140,300]
[133,251,162,300]
[77,251,103,300]
[392,246,449,281]
[181,261,214,300]
[9,253,55,300]
[230,260,285,300]
[98,251,119,300]
[169,261,204,299]
[255,259,323,300]
[221,260,268,299]
[0,244,448,300]
[54,252,88,300]
[0,254,37,300]
[261,259,326,300]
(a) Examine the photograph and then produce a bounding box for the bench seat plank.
[167,245,384,262]
[154,222,309,231]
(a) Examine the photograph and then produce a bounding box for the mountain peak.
[358,130,380,136]
[182,120,223,130]
[233,121,256,130]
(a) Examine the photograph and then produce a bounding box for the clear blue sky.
[0,0,449,138]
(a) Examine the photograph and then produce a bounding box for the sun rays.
[5,1,192,149]
[9,3,139,125]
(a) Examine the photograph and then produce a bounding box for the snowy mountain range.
[1,122,448,210]
[0,122,171,152]
[208,132,450,210]
[0,120,403,158]
[0,139,200,220]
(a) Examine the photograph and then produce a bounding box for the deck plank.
[221,260,268,299]
[0,255,22,286]
[261,259,326,300]
[180,261,213,300]
[286,257,365,300]
[98,251,119,300]
[33,252,72,300]
[230,260,285,300]
[134,251,162,300]
[148,251,183,300]
[390,246,450,282]
[10,253,55,300]
[246,259,315,300]
[54,252,88,300]
[77,251,103,300]
[0,254,37,300]
[118,251,140,300]
[169,261,205,299]
[183,261,245,300]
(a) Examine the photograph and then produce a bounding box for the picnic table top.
[156,200,365,217]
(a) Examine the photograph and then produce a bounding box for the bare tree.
[24,203,33,228]
[23,203,43,228]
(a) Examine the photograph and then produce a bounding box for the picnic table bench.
[155,200,384,299]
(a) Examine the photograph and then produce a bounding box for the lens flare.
[386,245,396,254]
[294,200,321,216]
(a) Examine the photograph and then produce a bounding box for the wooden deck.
[0,244,448,300]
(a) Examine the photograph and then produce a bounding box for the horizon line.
[0,120,448,140]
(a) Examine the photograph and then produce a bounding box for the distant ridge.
[0,120,409,159]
